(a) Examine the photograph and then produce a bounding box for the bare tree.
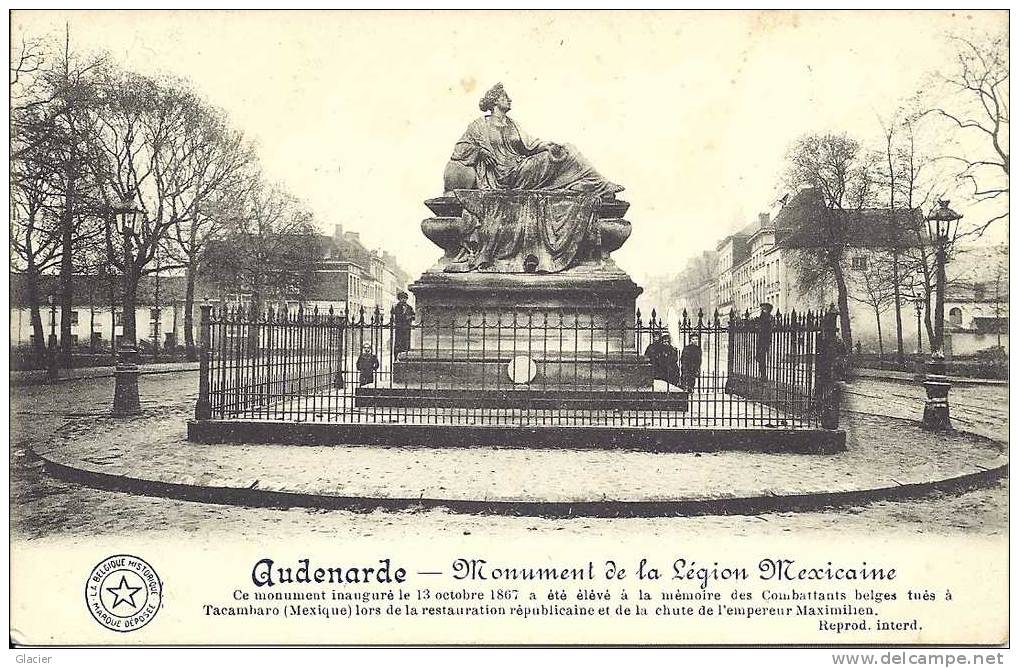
[87,71,238,344]
[783,132,878,351]
[162,109,255,360]
[10,131,62,357]
[990,245,1008,350]
[896,115,992,348]
[203,179,322,317]
[850,251,898,358]
[926,31,1009,231]
[10,30,108,362]
[875,116,908,365]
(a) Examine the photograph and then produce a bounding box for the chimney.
[758,213,771,228]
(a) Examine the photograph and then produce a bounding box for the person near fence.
[391,291,415,357]
[356,344,380,386]
[644,331,682,386]
[680,334,702,392]
[756,302,774,380]
[834,333,849,381]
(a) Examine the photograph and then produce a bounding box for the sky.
[11,10,1008,283]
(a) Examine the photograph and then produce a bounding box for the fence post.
[195,301,212,421]
[817,308,840,429]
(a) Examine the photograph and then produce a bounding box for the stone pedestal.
[397,262,652,389]
[383,190,663,402]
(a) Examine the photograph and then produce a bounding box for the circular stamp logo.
[85,555,162,633]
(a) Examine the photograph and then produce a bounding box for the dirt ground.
[9,371,1008,542]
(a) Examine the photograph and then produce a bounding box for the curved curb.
[32,444,1008,519]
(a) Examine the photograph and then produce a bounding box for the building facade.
[663,189,1008,358]
[9,274,192,353]
[10,225,411,351]
[309,225,410,317]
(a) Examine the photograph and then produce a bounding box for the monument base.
[401,261,653,390]
[355,386,688,411]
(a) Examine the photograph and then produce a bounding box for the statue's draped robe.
[445,115,621,273]
[450,190,598,273]
[450,116,623,197]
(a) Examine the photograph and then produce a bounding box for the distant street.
[10,371,1008,541]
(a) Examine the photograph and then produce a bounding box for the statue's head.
[479,83,510,113]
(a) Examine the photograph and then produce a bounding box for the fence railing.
[194,303,840,430]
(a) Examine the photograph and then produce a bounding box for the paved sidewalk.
[10,360,198,385]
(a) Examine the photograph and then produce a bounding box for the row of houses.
[10,224,411,351]
[645,189,1008,358]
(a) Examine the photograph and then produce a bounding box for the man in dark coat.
[680,334,703,392]
[645,332,682,386]
[390,291,415,357]
[756,302,774,380]
[356,344,380,386]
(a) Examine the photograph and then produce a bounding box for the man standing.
[645,331,681,386]
[680,334,703,392]
[390,291,415,357]
[756,302,774,380]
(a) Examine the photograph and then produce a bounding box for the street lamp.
[911,293,924,354]
[112,194,145,416]
[47,294,58,380]
[909,293,925,381]
[922,199,962,430]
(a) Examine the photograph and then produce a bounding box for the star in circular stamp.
[85,555,162,633]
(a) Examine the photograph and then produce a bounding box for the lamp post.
[47,294,58,381]
[922,199,962,430]
[112,195,145,416]
[910,293,925,380]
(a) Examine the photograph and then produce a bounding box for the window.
[973,283,986,300]
[69,310,79,326]
[851,256,868,270]
[949,307,963,326]
[114,311,123,326]
[150,307,160,322]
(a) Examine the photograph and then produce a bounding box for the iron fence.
[194,302,839,430]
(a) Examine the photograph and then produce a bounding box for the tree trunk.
[833,261,853,352]
[924,296,935,346]
[875,306,884,358]
[152,270,161,362]
[184,261,198,361]
[59,149,76,366]
[109,275,118,362]
[25,270,46,359]
[892,251,904,365]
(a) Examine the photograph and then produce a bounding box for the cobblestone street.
[10,371,1009,541]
